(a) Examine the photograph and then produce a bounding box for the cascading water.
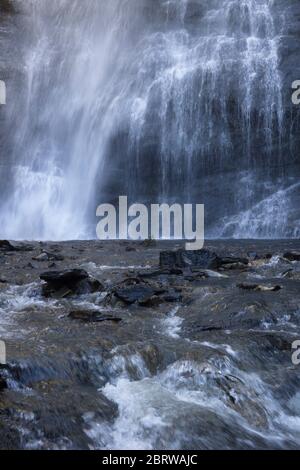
[0,0,298,240]
[1,238,300,450]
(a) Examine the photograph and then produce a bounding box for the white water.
[0,0,291,240]
[1,254,300,449]
[87,353,300,450]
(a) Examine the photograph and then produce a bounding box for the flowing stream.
[0,240,300,449]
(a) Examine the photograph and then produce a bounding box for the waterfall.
[0,0,297,240]
[1,0,145,240]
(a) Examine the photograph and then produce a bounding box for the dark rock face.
[98,0,300,238]
[0,1,15,14]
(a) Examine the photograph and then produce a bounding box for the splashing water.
[0,0,294,240]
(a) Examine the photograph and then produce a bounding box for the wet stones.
[0,240,33,252]
[247,251,259,261]
[125,246,136,252]
[0,240,15,252]
[69,310,122,323]
[33,251,64,262]
[160,249,248,270]
[160,249,222,269]
[114,284,172,307]
[219,256,249,270]
[138,268,184,279]
[114,285,160,306]
[106,276,182,308]
[0,376,7,391]
[284,251,300,262]
[280,268,300,280]
[237,283,282,292]
[40,269,103,298]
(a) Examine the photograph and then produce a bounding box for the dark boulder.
[40,269,103,297]
[160,249,249,270]
[0,240,33,252]
[113,282,182,307]
[114,285,158,305]
[41,269,88,285]
[0,240,15,251]
[137,295,163,307]
[237,283,282,292]
[284,252,300,262]
[0,376,7,391]
[160,249,222,269]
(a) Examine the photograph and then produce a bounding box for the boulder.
[0,240,33,252]
[284,251,300,262]
[40,269,103,297]
[114,285,158,305]
[237,283,282,292]
[160,249,248,270]
[160,249,222,269]
[0,240,15,251]
[0,376,7,391]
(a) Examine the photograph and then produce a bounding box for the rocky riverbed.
[0,239,300,450]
